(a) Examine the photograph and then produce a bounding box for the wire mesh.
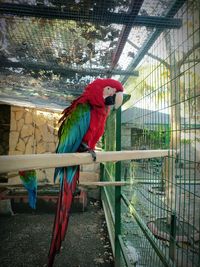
[102,110,117,213]
[0,0,184,109]
[119,0,200,266]
[0,0,199,266]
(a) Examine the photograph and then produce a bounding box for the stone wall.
[7,105,100,194]
[8,106,60,184]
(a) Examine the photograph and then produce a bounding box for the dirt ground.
[0,199,114,267]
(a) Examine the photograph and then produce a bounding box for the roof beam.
[0,3,181,29]
[0,60,139,77]
[121,0,186,84]
[111,0,145,69]
[134,16,182,29]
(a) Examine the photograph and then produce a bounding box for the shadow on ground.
[0,199,114,267]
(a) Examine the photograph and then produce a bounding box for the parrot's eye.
[103,86,117,99]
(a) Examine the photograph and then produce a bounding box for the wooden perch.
[0,150,174,174]
[0,181,129,188]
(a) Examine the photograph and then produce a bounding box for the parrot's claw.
[78,142,96,161]
[88,149,96,162]
[73,188,81,197]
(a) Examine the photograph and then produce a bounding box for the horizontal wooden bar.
[6,171,99,180]
[0,150,173,174]
[0,60,139,77]
[80,181,128,186]
[0,181,129,188]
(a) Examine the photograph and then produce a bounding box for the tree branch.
[178,42,200,67]
[127,40,200,71]
[127,39,170,69]
[181,59,200,65]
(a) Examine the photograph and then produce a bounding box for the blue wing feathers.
[19,170,37,209]
[26,187,37,209]
[54,104,90,183]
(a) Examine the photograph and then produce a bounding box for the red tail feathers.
[48,169,79,267]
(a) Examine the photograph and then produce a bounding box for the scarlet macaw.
[48,78,124,267]
[19,170,37,209]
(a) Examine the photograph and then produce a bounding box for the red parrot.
[48,78,124,266]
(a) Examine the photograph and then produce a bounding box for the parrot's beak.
[114,91,123,110]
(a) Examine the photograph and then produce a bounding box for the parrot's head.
[84,78,124,110]
[103,84,124,110]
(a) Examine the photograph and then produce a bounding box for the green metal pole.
[169,212,177,262]
[100,163,105,182]
[165,125,170,148]
[115,107,122,267]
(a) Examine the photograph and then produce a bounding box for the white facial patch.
[103,86,116,98]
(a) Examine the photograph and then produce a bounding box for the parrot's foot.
[88,149,96,162]
[73,188,81,197]
[78,142,96,161]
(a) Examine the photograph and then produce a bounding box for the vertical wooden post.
[115,107,122,267]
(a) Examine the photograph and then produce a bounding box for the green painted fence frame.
[100,109,176,267]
